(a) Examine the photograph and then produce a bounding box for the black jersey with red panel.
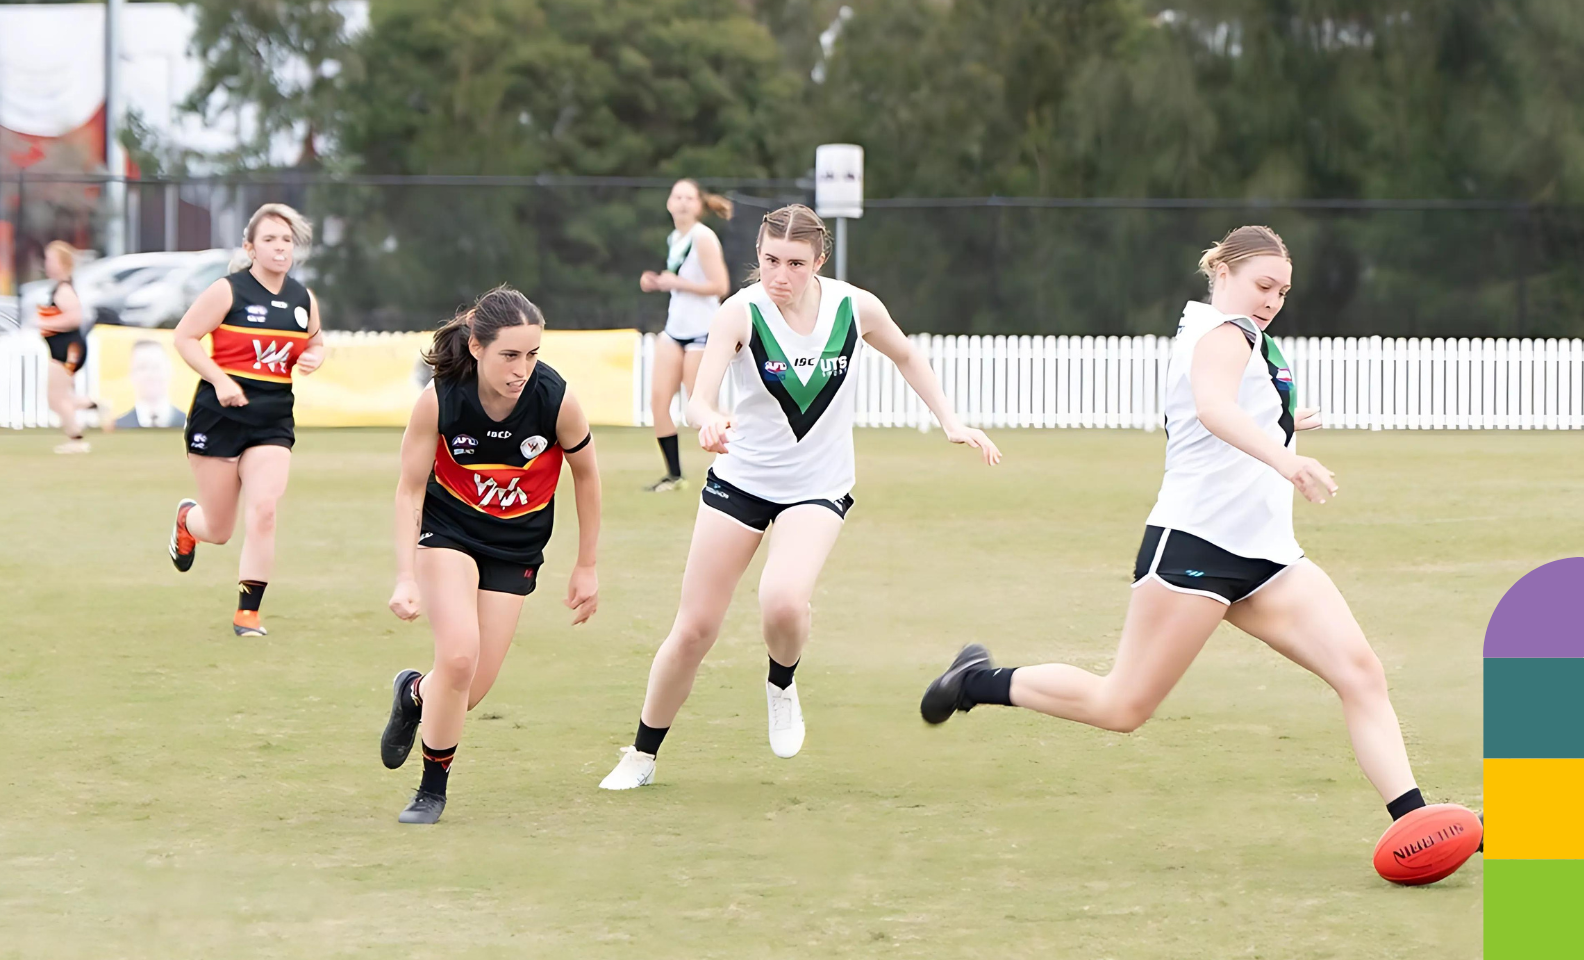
[421,362,567,566]
[191,270,313,425]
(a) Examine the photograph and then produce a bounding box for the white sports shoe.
[53,439,91,454]
[766,681,805,758]
[599,746,656,790]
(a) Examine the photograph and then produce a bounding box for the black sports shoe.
[397,789,446,824]
[169,498,198,572]
[1478,813,1484,853]
[380,670,424,769]
[920,643,994,725]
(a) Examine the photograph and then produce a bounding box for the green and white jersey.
[664,222,719,341]
[1146,300,1303,564]
[711,277,863,503]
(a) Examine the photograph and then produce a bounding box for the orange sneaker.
[169,498,198,572]
[233,609,267,637]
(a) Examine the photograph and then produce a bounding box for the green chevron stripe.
[749,297,856,413]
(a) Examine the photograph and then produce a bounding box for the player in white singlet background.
[919,227,1478,870]
[640,179,733,492]
[600,204,1001,789]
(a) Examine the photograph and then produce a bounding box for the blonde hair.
[677,179,734,220]
[1199,225,1289,291]
[230,203,314,272]
[45,240,77,275]
[746,204,831,283]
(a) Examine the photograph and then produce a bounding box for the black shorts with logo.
[184,400,295,458]
[44,330,88,374]
[701,469,854,533]
[417,530,542,596]
[1132,525,1295,605]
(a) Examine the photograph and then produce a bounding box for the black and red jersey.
[193,270,313,424]
[421,363,568,565]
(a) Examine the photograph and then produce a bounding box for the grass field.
[3,424,1570,958]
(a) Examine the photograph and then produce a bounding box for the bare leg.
[679,347,704,423]
[47,362,81,438]
[1225,560,1417,803]
[468,589,528,710]
[650,336,684,440]
[638,506,764,728]
[414,548,482,751]
[184,455,242,545]
[757,505,845,668]
[1008,579,1228,732]
[236,445,292,582]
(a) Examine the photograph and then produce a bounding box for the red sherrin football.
[1373,803,1483,886]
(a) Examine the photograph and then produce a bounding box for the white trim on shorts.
[1237,554,1304,601]
[1130,526,1234,606]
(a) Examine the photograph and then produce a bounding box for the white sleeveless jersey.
[664,223,719,340]
[710,277,863,503]
[1145,300,1303,564]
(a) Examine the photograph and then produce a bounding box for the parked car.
[118,249,235,328]
[0,295,18,332]
[17,251,194,329]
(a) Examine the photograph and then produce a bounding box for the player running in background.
[36,241,110,453]
[380,285,601,824]
[920,226,1479,877]
[166,204,324,638]
[640,179,733,492]
[600,204,1000,790]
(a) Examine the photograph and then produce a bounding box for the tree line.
[166,0,1584,335]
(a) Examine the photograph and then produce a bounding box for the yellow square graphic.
[1484,758,1584,859]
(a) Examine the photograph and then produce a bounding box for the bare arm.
[686,299,750,453]
[173,279,248,406]
[39,282,82,332]
[1191,321,1337,503]
[556,389,601,625]
[857,290,1001,465]
[658,230,730,299]
[389,385,438,621]
[295,288,327,375]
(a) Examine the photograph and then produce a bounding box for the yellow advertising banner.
[90,326,639,428]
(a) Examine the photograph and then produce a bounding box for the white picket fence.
[6,329,1583,431]
[638,332,1584,431]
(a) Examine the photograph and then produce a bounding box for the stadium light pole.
[104,0,126,257]
[815,144,863,282]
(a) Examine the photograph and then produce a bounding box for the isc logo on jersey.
[762,360,789,382]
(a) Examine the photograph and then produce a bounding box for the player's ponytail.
[1199,226,1289,292]
[677,178,734,220]
[423,284,545,383]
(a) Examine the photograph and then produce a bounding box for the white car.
[17,251,196,329]
[118,249,235,328]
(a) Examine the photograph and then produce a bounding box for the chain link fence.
[4,172,1582,338]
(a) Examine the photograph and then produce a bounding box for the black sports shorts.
[1132,525,1296,605]
[417,530,542,597]
[701,469,853,533]
[45,330,88,374]
[185,403,295,459]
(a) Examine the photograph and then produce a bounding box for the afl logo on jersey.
[762,360,789,382]
[245,304,268,322]
[294,306,309,329]
[520,435,549,461]
[451,434,478,457]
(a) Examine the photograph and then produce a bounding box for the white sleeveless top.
[1145,300,1303,564]
[710,277,863,503]
[664,222,720,340]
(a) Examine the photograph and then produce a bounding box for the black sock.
[1387,787,1426,821]
[419,742,456,796]
[634,721,668,757]
[237,580,267,612]
[767,656,799,690]
[658,434,682,478]
[961,667,1017,707]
